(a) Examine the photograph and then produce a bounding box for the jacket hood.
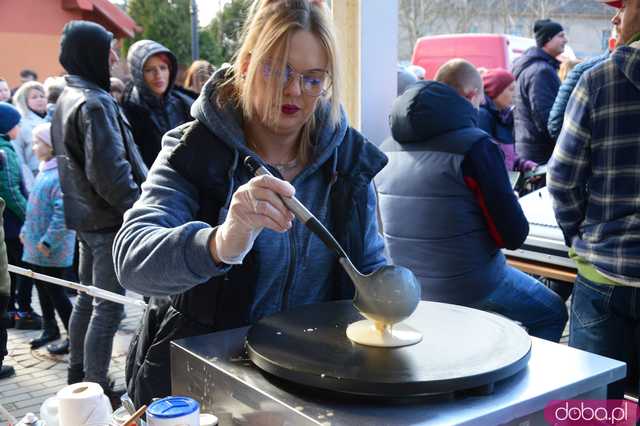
[612,45,640,92]
[59,21,112,91]
[390,80,479,144]
[127,40,178,106]
[190,66,349,174]
[512,47,560,80]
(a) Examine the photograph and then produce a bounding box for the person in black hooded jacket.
[50,20,147,398]
[122,40,194,168]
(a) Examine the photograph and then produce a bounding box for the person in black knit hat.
[511,18,568,304]
[512,19,567,165]
[534,19,565,48]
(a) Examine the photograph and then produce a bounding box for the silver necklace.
[247,139,299,173]
[270,157,299,173]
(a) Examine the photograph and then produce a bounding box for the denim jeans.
[569,274,640,398]
[68,231,125,389]
[471,265,568,342]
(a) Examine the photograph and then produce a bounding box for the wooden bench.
[506,256,576,283]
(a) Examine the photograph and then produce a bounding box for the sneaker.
[14,311,42,330]
[48,338,70,355]
[0,365,15,379]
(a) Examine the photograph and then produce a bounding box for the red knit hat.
[482,68,515,100]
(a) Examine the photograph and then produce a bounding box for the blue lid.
[147,396,200,418]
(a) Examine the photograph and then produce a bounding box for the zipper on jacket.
[280,166,336,310]
[281,226,297,311]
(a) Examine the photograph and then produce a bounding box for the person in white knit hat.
[20,122,75,350]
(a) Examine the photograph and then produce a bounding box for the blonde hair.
[218,0,342,164]
[435,59,482,96]
[13,81,45,117]
[558,59,582,82]
[184,60,215,93]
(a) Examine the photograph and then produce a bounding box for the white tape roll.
[200,413,219,426]
[56,382,113,426]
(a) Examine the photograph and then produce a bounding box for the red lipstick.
[282,104,300,115]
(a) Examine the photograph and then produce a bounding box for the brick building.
[0,0,139,88]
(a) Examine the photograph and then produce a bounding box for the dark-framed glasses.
[262,62,332,97]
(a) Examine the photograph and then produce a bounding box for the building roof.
[62,0,141,38]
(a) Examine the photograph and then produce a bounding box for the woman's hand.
[211,175,295,264]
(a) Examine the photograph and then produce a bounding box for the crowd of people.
[0,19,215,399]
[0,0,637,411]
[391,0,638,399]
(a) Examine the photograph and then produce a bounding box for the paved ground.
[0,290,144,425]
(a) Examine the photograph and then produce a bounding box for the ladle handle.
[244,156,348,260]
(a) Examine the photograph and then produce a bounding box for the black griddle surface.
[246,300,531,397]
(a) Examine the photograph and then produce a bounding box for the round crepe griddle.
[246,300,531,397]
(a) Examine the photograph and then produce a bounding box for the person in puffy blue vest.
[376,59,567,343]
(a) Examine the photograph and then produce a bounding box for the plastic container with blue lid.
[147,396,200,425]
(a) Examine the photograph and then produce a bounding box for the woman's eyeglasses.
[261,62,331,97]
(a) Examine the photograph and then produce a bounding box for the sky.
[196,0,229,26]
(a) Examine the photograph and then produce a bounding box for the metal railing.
[8,265,147,309]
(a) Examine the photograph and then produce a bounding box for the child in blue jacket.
[20,123,75,350]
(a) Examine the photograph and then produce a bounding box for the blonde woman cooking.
[114,0,388,407]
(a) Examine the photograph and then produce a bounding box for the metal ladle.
[244,156,421,326]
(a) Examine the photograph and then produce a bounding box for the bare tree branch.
[398,0,580,58]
